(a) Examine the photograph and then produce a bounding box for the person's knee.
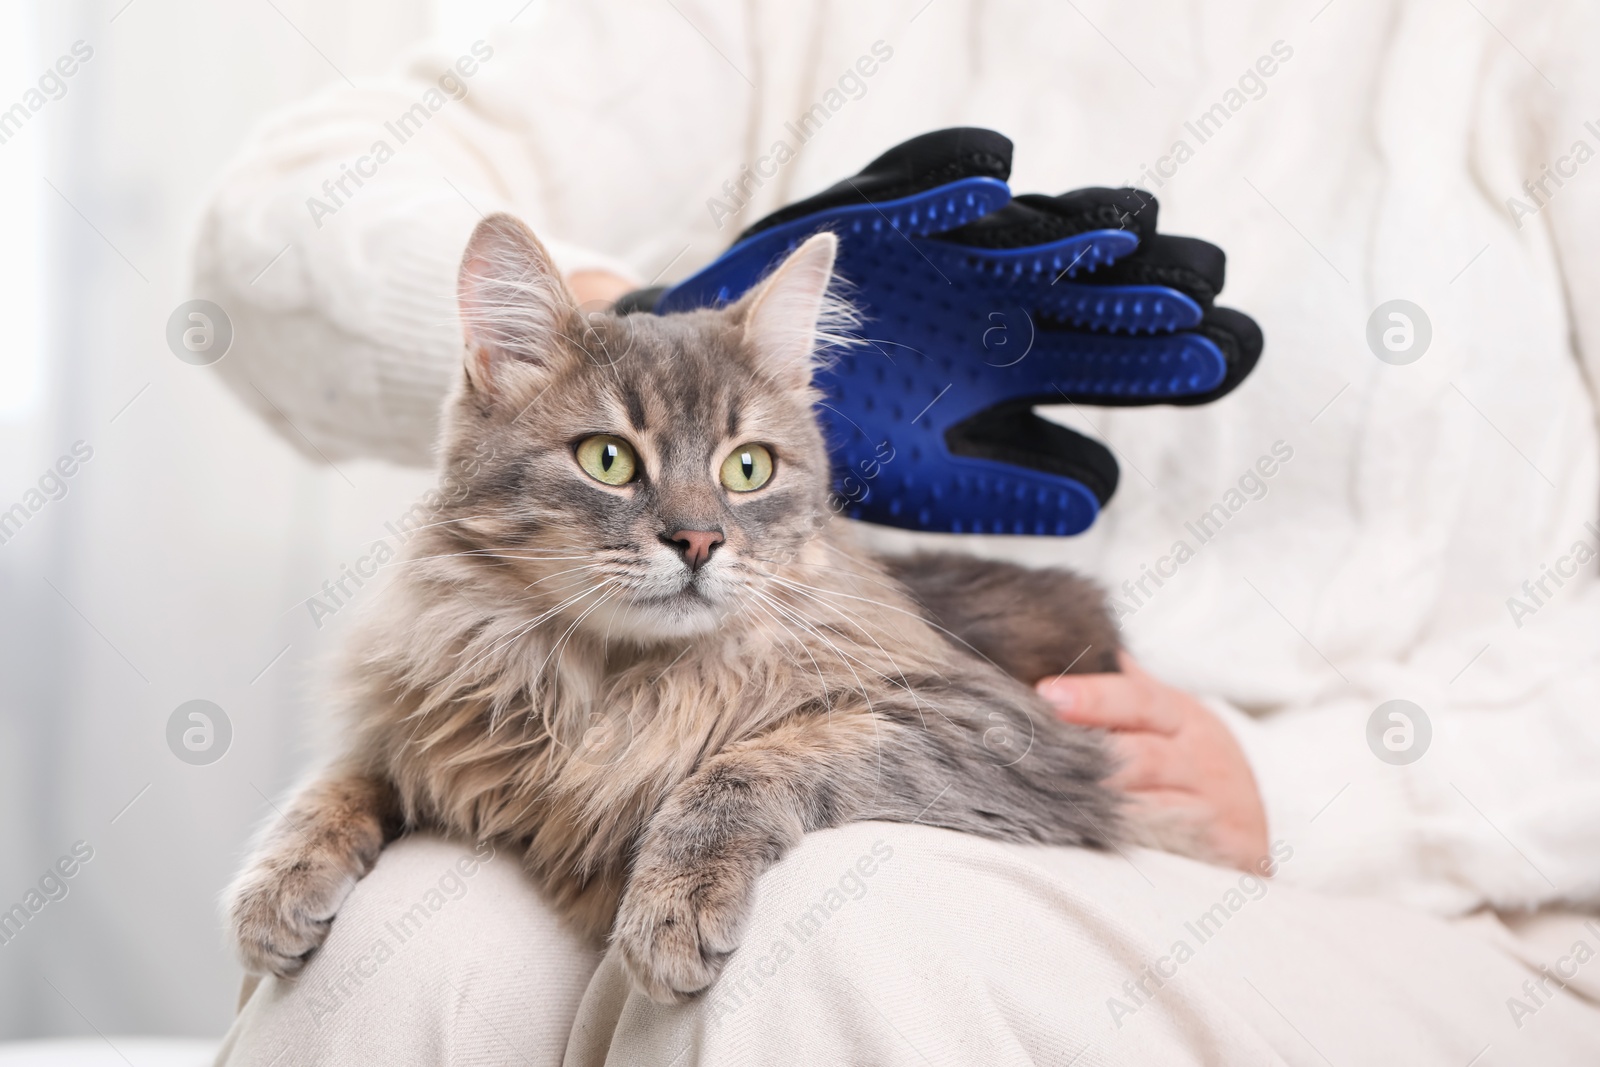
[687,824,1122,1050]
[758,821,907,926]
[737,821,1161,980]
[341,833,504,916]
[320,832,596,979]
[219,834,602,1066]
[727,823,951,981]
[270,836,521,1013]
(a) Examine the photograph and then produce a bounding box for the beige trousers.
[214,826,1600,1066]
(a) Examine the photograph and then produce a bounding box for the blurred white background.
[0,0,533,1042]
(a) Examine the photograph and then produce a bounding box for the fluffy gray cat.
[227,215,1132,1003]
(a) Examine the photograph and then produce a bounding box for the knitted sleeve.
[191,4,754,465]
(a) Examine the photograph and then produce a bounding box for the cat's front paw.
[226,850,366,978]
[612,853,757,1003]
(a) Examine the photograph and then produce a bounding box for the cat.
[226,214,1130,1003]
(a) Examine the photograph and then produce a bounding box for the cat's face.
[436,216,845,642]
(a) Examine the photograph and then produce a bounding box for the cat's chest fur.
[374,626,817,935]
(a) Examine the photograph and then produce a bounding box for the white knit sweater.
[194,0,1600,915]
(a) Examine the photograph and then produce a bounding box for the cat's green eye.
[576,435,638,486]
[720,444,774,493]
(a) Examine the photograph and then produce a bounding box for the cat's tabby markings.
[227,216,1129,1003]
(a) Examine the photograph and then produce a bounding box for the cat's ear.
[739,232,847,387]
[457,213,574,392]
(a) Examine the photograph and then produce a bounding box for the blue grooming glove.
[619,128,1262,536]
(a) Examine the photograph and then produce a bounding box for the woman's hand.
[567,269,636,307]
[1036,653,1269,871]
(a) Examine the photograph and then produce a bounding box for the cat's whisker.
[743,592,837,702]
[759,564,1007,681]
[774,588,928,697]
[755,568,895,637]
[284,545,585,606]
[747,555,905,595]
[818,539,895,572]
[777,599,925,714]
[378,550,598,576]
[409,543,598,559]
[598,588,623,648]
[521,563,609,592]
[746,588,881,717]
[744,588,891,781]
[533,585,625,742]
[335,515,502,555]
[452,579,620,685]
[757,576,940,732]
[726,585,811,670]
[739,593,835,712]
[537,585,619,682]
[383,514,498,535]
[853,334,930,356]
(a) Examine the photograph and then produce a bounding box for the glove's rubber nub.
[944,404,1120,505]
[1015,331,1228,402]
[918,228,1138,282]
[820,294,1225,534]
[933,404,1120,536]
[1037,284,1204,333]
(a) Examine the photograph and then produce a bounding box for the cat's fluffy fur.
[227,216,1126,1002]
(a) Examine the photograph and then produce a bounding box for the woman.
[200,2,1600,1062]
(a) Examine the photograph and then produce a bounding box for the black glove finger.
[1027,188,1160,239]
[938,187,1227,305]
[613,285,667,315]
[931,187,1156,250]
[1165,306,1263,406]
[1031,233,1228,334]
[943,401,1120,506]
[1032,305,1260,407]
[1087,233,1226,306]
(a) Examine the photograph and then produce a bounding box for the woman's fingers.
[1036,669,1183,734]
[1039,651,1269,873]
[566,269,637,307]
[1105,732,1194,791]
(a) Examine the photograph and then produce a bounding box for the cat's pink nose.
[668,529,724,571]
